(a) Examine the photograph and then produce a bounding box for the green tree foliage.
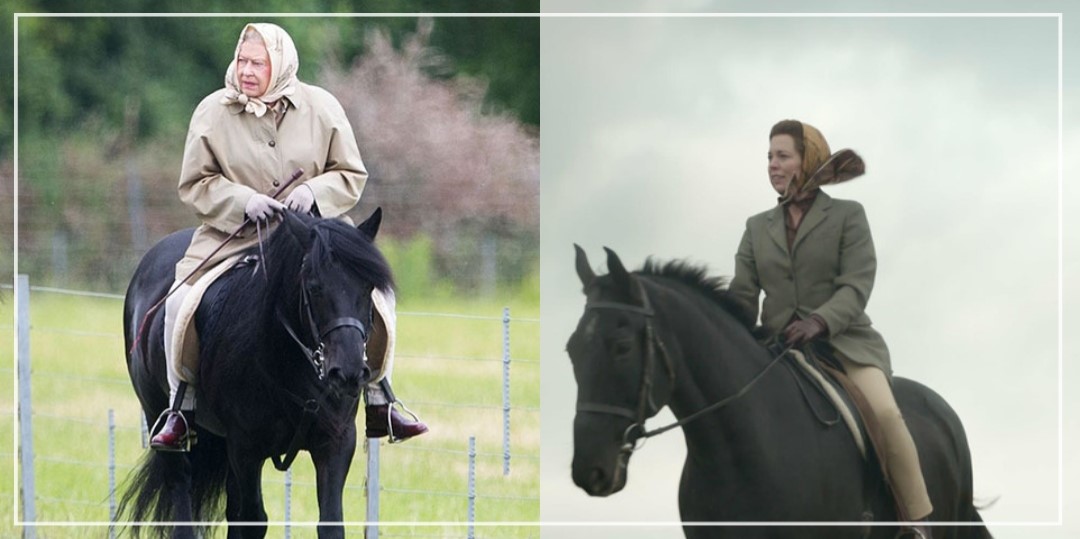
[5,1,538,154]
[8,3,539,293]
[324,24,538,293]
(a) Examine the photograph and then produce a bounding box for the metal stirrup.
[387,400,422,444]
[149,410,195,452]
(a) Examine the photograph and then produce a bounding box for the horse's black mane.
[639,258,755,330]
[305,217,394,292]
[203,213,392,440]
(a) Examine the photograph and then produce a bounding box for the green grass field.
[0,287,539,538]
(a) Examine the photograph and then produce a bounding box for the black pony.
[120,210,392,538]
[568,246,991,539]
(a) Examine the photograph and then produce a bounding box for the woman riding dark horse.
[566,120,987,538]
[151,21,425,452]
[732,120,932,537]
[567,246,991,539]
[122,209,391,537]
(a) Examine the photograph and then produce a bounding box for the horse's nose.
[358,363,372,384]
[327,366,363,395]
[580,467,617,496]
[572,464,610,496]
[586,468,608,495]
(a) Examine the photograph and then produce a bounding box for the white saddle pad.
[170,255,243,383]
[366,287,396,383]
[170,257,396,385]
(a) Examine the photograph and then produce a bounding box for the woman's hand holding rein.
[284,184,315,213]
[245,193,286,221]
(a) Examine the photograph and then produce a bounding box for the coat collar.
[793,191,831,253]
[226,88,302,115]
[766,191,833,255]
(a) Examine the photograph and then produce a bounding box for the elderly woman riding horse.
[150,22,426,451]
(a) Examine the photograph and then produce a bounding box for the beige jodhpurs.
[838,355,933,520]
[164,281,196,411]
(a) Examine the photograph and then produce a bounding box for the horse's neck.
[216,240,304,359]
[658,290,799,463]
[262,237,303,310]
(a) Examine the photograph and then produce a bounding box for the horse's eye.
[610,337,634,359]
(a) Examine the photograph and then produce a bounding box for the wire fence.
[7,277,540,538]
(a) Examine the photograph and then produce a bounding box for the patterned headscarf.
[797,122,830,190]
[773,120,865,202]
[220,23,300,117]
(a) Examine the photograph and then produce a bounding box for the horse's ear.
[574,244,596,289]
[603,246,634,294]
[283,211,313,249]
[357,207,382,240]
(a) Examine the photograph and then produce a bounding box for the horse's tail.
[116,434,228,537]
[960,501,995,539]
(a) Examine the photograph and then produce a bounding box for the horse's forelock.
[307,219,394,292]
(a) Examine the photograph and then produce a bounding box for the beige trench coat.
[729,191,892,373]
[175,81,367,281]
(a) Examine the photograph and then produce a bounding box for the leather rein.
[267,262,371,471]
[576,281,791,458]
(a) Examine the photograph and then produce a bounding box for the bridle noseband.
[576,280,791,459]
[278,282,371,380]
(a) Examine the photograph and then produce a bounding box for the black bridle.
[576,279,791,459]
[277,282,371,381]
[269,281,372,471]
[577,280,673,455]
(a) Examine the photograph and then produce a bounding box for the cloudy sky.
[539,2,1077,538]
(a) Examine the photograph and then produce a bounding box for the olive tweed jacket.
[730,191,891,373]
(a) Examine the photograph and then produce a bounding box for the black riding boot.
[896,520,932,539]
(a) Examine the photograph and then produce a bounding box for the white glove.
[245,193,286,221]
[284,184,316,213]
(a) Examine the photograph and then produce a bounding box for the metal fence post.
[365,438,379,539]
[467,436,476,539]
[17,274,37,539]
[284,468,291,539]
[109,409,117,539]
[140,414,148,449]
[502,307,511,476]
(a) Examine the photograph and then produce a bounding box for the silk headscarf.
[220,23,300,117]
[778,120,866,203]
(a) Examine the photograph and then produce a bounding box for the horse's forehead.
[577,284,615,333]
[583,278,617,303]
[580,313,598,338]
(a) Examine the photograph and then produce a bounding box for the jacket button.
[273,180,280,187]
[269,140,276,147]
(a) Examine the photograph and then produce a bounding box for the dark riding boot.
[365,405,428,441]
[896,521,932,539]
[150,410,195,452]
